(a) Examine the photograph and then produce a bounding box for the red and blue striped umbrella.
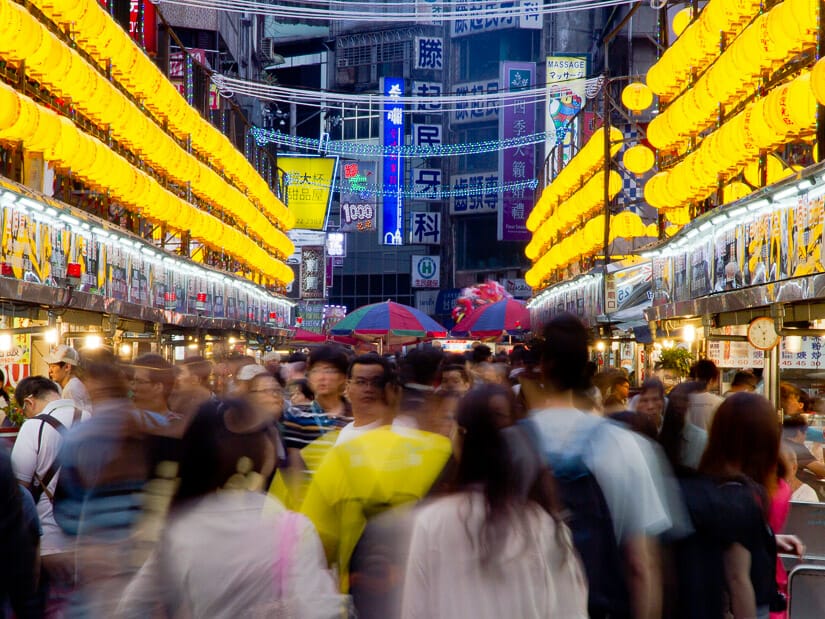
[450,298,530,338]
[330,300,447,345]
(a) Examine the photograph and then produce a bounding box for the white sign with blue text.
[449,172,501,214]
[451,1,542,37]
[451,80,500,124]
[410,212,441,245]
[414,37,444,70]
[412,169,443,201]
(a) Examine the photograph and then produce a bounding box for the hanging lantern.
[722,181,752,204]
[623,145,656,175]
[672,7,694,37]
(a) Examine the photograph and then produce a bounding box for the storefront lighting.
[610,341,620,351]
[710,213,729,225]
[92,226,110,238]
[785,335,803,354]
[798,179,816,192]
[44,207,58,218]
[188,343,199,350]
[595,340,606,352]
[698,221,712,232]
[18,197,43,212]
[685,229,699,239]
[773,186,798,202]
[120,343,132,356]
[682,324,696,344]
[118,238,135,248]
[84,334,103,350]
[44,329,58,345]
[0,334,11,353]
[747,199,770,212]
[140,247,157,258]
[228,337,237,345]
[59,213,80,227]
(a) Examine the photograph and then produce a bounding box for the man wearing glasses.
[336,355,391,446]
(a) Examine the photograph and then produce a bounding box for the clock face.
[747,317,779,350]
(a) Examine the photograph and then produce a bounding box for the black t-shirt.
[671,474,777,618]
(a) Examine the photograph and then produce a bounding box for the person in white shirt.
[686,359,724,431]
[45,344,91,412]
[11,375,90,604]
[336,355,393,445]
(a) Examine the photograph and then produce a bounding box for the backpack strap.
[31,412,70,504]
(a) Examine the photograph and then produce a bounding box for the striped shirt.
[281,400,352,450]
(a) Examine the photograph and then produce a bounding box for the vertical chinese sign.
[382,77,405,245]
[545,55,587,169]
[499,61,536,241]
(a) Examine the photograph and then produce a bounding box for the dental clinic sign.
[412,255,441,289]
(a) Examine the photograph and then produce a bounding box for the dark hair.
[610,410,659,440]
[14,376,60,407]
[400,348,444,387]
[84,350,130,399]
[453,388,555,569]
[699,392,780,496]
[471,344,492,364]
[180,356,213,388]
[175,398,280,503]
[286,352,307,364]
[308,345,350,375]
[731,370,758,389]
[689,359,719,386]
[462,384,517,427]
[132,353,176,398]
[658,381,706,471]
[539,313,591,393]
[639,377,665,400]
[440,363,470,385]
[783,414,809,435]
[347,353,396,386]
[287,378,314,401]
[0,367,8,406]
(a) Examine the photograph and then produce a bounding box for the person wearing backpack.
[10,375,89,611]
[507,313,676,619]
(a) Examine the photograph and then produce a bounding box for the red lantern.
[66,262,82,286]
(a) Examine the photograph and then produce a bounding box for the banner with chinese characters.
[280,156,339,231]
[451,0,542,37]
[411,168,443,200]
[413,124,442,149]
[449,172,501,215]
[604,262,652,314]
[412,81,442,111]
[300,246,325,299]
[381,77,405,245]
[451,79,500,125]
[545,55,587,168]
[339,161,377,232]
[499,61,536,241]
[410,212,441,245]
[414,37,443,70]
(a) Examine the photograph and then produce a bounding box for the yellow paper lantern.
[621,82,654,113]
[722,181,752,204]
[0,81,20,130]
[623,145,656,175]
[672,7,694,37]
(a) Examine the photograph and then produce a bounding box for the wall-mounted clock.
[747,316,780,351]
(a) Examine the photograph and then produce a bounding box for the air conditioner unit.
[336,56,350,68]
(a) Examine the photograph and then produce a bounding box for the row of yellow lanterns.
[526,126,623,232]
[647,0,818,153]
[525,211,652,289]
[26,0,292,228]
[644,70,818,211]
[526,170,622,260]
[0,81,293,286]
[646,0,763,101]
[0,0,293,260]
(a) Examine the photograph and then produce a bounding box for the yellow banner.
[280,156,338,230]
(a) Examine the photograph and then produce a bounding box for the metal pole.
[602,76,612,266]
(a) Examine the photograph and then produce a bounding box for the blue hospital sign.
[382,77,405,246]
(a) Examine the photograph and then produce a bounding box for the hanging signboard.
[280,156,339,231]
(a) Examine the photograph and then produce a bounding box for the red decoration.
[0,263,13,277]
[66,263,82,278]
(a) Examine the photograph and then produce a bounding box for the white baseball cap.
[44,344,81,366]
[236,364,269,382]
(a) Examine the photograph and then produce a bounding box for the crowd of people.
[0,313,820,618]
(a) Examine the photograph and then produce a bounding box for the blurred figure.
[595,369,630,413]
[117,397,347,618]
[394,347,443,432]
[400,387,587,619]
[725,370,758,396]
[438,363,471,395]
[300,354,452,592]
[52,353,166,616]
[11,376,89,612]
[463,384,518,430]
[130,354,179,424]
[696,393,802,618]
[469,345,493,384]
[686,359,724,430]
[659,382,708,471]
[1,446,41,618]
[0,368,13,427]
[283,352,309,383]
[508,313,674,619]
[629,378,667,430]
[45,345,91,411]
[781,445,818,502]
[287,378,314,408]
[782,414,825,479]
[779,382,805,417]
[171,355,215,424]
[262,350,283,385]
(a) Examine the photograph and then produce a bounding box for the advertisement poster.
[689,238,712,298]
[651,256,673,306]
[672,253,689,302]
[499,61,536,241]
[713,226,742,292]
[107,245,129,301]
[0,333,30,389]
[280,156,339,231]
[339,161,378,232]
[769,208,789,282]
[790,195,824,276]
[300,246,325,299]
[545,55,587,168]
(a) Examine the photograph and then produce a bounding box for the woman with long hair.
[400,390,587,618]
[659,381,708,471]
